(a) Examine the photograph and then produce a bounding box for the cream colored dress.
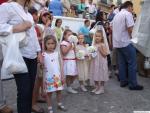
[76,45,90,81]
[89,44,109,82]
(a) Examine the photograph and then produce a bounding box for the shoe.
[32,105,44,113]
[57,103,67,112]
[48,107,53,113]
[91,88,97,93]
[48,110,53,113]
[0,105,13,113]
[129,85,144,90]
[67,87,78,94]
[80,85,87,92]
[94,88,104,95]
[120,82,128,87]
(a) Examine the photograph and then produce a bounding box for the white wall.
[52,16,94,33]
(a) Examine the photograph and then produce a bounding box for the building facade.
[95,0,142,15]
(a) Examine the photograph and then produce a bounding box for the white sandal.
[58,103,67,111]
[48,107,53,113]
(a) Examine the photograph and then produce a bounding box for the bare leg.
[32,77,40,106]
[46,92,52,108]
[79,81,84,86]
[56,91,62,104]
[56,91,67,111]
[66,76,71,87]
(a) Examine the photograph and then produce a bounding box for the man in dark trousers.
[112,1,143,90]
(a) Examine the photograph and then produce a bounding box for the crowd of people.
[0,0,145,113]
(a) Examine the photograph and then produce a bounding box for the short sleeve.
[0,3,13,36]
[60,41,68,46]
[126,12,134,28]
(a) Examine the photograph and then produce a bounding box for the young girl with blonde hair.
[90,30,109,95]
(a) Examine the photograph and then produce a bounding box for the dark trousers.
[14,57,37,113]
[117,44,138,87]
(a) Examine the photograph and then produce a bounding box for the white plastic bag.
[1,33,28,75]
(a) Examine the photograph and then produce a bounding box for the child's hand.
[37,52,44,65]
[71,44,75,49]
[68,43,74,50]
[61,78,65,85]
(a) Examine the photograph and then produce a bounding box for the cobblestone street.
[2,75,150,113]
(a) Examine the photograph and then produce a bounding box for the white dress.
[60,41,78,76]
[43,52,63,93]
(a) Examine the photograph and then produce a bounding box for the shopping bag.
[1,33,28,76]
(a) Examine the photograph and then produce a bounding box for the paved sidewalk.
[2,76,150,113]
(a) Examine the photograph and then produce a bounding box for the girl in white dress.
[60,29,78,94]
[43,35,66,113]
[76,34,89,92]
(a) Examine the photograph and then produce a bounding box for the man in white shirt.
[86,0,97,18]
[112,1,143,90]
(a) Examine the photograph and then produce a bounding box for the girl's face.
[95,32,103,44]
[57,20,62,27]
[64,31,72,41]
[78,35,84,44]
[105,23,109,28]
[45,39,56,52]
[42,14,51,25]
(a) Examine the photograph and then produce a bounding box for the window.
[101,0,107,4]
[117,0,122,5]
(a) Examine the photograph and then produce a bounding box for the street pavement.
[2,75,150,113]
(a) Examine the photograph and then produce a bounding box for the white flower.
[76,50,85,60]
[87,46,97,58]
[68,35,78,44]
[87,46,97,53]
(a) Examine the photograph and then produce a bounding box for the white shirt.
[0,2,41,59]
[112,9,134,48]
[86,4,96,14]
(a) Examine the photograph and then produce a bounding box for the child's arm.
[60,43,72,56]
[98,44,108,58]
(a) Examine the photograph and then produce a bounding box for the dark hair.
[46,1,49,7]
[85,7,89,10]
[111,4,115,8]
[62,29,72,41]
[84,19,90,24]
[28,7,38,15]
[95,11,104,23]
[38,12,51,24]
[44,35,57,50]
[55,19,62,27]
[121,1,133,9]
[24,0,31,8]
